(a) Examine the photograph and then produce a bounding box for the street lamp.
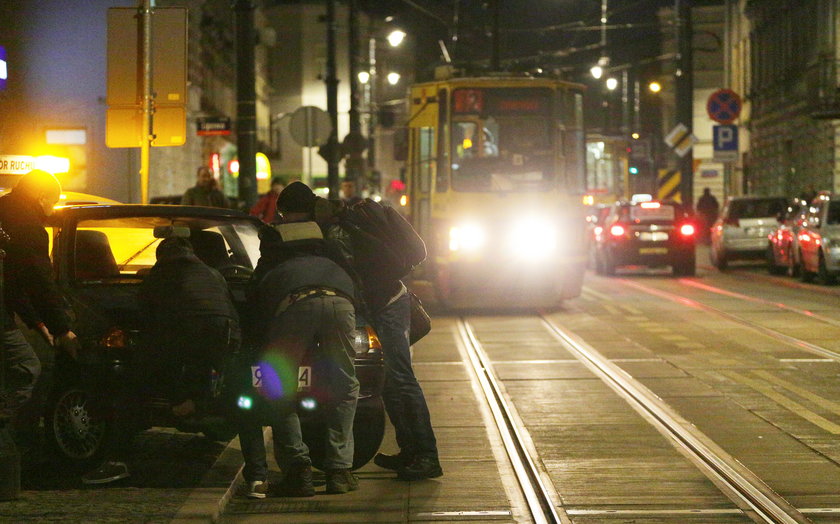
[358,71,370,84]
[648,81,662,93]
[387,29,406,47]
[606,77,618,91]
[387,71,401,85]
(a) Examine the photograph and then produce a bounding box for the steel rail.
[618,279,840,363]
[457,319,563,524]
[540,314,810,524]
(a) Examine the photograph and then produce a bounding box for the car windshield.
[72,215,261,283]
[728,198,786,219]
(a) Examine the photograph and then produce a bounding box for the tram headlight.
[508,218,557,260]
[449,224,486,252]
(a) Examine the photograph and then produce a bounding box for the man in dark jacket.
[0,170,78,427]
[296,184,442,481]
[182,166,230,208]
[238,182,359,498]
[139,236,240,414]
[81,235,241,485]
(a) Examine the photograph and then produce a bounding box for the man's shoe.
[245,480,269,499]
[275,463,315,497]
[373,452,411,471]
[81,461,130,485]
[397,455,443,481]
[326,468,359,494]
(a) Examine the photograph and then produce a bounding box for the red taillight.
[610,224,626,237]
[724,217,740,227]
[680,224,695,236]
[101,327,127,349]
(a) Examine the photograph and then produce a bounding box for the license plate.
[251,365,312,392]
[639,247,668,255]
[640,231,669,241]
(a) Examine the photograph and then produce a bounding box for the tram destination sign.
[452,88,551,115]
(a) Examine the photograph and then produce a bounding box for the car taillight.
[724,217,740,227]
[101,327,127,349]
[680,224,695,236]
[610,224,626,237]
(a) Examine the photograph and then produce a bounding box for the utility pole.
[234,0,258,210]
[675,0,694,208]
[324,0,340,200]
[345,0,366,193]
[140,0,152,205]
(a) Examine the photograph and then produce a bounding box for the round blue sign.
[707,89,742,124]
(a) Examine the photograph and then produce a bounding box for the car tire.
[766,244,785,275]
[673,258,696,277]
[603,251,616,276]
[800,251,815,283]
[787,252,801,277]
[818,253,836,285]
[45,383,112,469]
[303,398,385,471]
[712,247,728,270]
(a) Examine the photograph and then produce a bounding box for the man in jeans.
[238,181,359,497]
[306,187,443,480]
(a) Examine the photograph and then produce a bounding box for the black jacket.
[0,191,72,334]
[138,238,239,337]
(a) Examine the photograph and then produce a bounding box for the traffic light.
[629,165,640,175]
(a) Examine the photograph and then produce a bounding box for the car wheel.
[673,258,696,277]
[303,398,385,471]
[603,251,617,276]
[818,253,836,285]
[712,247,728,270]
[800,250,815,283]
[787,253,801,277]
[766,244,785,275]
[45,384,111,469]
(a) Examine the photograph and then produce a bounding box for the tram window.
[453,122,478,159]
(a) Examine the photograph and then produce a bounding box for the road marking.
[625,316,648,322]
[660,334,690,341]
[603,304,623,315]
[752,369,840,417]
[621,305,643,315]
[779,358,834,362]
[582,286,612,301]
[723,370,840,434]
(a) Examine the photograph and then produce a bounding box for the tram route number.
[251,365,312,392]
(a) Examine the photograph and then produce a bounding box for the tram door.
[412,126,434,247]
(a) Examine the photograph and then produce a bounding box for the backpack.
[339,198,426,281]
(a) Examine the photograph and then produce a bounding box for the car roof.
[52,203,256,220]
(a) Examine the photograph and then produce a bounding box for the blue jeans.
[1,329,42,419]
[373,292,438,459]
[239,296,359,480]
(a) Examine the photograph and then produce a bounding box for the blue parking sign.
[713,125,738,162]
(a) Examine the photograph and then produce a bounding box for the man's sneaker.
[325,468,359,494]
[81,461,130,485]
[275,463,315,497]
[397,455,443,481]
[373,452,411,471]
[245,480,269,499]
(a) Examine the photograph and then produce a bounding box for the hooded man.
[0,170,78,426]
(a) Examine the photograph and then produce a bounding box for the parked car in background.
[593,197,697,277]
[710,195,787,270]
[766,198,808,276]
[796,192,840,284]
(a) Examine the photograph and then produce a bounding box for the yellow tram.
[403,71,588,308]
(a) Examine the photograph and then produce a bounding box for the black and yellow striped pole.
[658,168,682,202]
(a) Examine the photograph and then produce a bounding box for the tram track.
[456,319,565,524]
[458,310,814,523]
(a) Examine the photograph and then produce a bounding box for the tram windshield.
[450,88,555,192]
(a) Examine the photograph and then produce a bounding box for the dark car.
[766,198,808,276]
[42,204,384,471]
[593,198,697,276]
